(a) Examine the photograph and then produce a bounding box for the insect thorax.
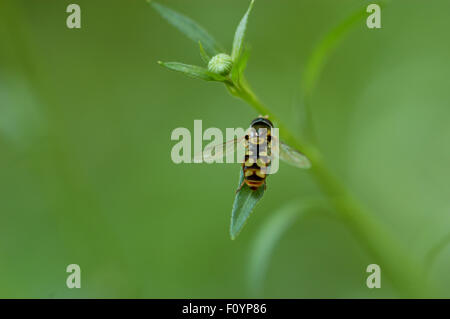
[243,126,272,170]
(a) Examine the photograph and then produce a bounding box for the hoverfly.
[197,116,311,192]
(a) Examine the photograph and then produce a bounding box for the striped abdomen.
[242,131,272,191]
[243,162,266,190]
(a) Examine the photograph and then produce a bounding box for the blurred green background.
[1,0,449,298]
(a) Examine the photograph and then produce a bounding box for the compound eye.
[245,135,249,140]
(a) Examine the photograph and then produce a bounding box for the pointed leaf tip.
[150,1,223,57]
[231,0,255,62]
[198,41,211,64]
[230,170,265,239]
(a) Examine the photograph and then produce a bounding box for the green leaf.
[231,46,250,85]
[302,6,367,100]
[298,2,386,144]
[247,199,327,295]
[150,1,223,57]
[230,169,265,240]
[298,1,389,143]
[231,0,255,63]
[158,61,226,82]
[198,41,210,64]
[302,1,388,99]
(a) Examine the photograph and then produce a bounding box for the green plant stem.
[232,81,433,297]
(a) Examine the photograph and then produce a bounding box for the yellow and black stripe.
[241,117,274,191]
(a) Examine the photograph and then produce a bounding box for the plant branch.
[230,81,433,298]
[151,0,432,297]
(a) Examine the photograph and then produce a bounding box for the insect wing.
[194,136,245,163]
[274,141,311,169]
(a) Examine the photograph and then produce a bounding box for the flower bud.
[208,53,233,76]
